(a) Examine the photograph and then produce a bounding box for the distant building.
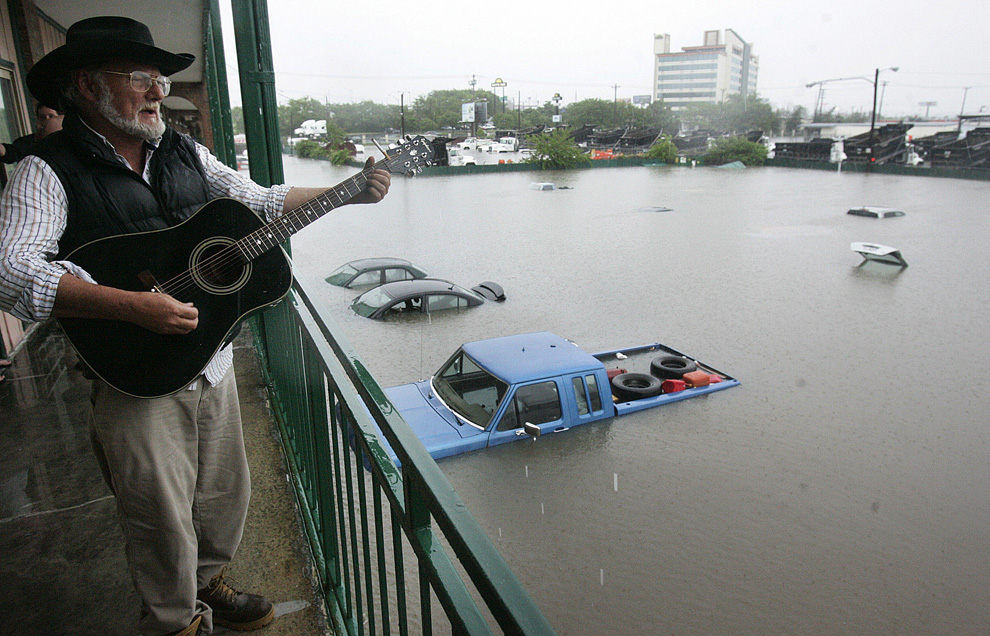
[653,29,759,110]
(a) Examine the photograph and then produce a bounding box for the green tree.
[293,140,329,159]
[681,94,778,135]
[779,105,806,136]
[408,89,500,131]
[702,136,768,166]
[524,127,589,170]
[493,100,557,131]
[645,135,679,163]
[562,98,679,133]
[327,100,401,133]
[278,97,330,139]
[231,106,244,135]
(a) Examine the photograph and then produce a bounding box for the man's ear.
[73,69,101,104]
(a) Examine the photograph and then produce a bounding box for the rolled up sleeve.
[195,144,291,222]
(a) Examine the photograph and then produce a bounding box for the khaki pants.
[89,369,250,635]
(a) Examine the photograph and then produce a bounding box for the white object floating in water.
[851,242,908,267]
[529,182,556,191]
[848,206,905,218]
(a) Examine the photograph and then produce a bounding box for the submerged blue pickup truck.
[380,332,739,462]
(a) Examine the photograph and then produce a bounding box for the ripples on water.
[285,155,990,635]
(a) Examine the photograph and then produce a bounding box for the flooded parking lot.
[284,155,989,635]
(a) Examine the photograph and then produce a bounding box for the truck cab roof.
[462,332,601,384]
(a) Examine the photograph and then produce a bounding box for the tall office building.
[653,29,759,110]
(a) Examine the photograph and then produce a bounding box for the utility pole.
[877,81,888,119]
[869,68,880,141]
[960,87,971,116]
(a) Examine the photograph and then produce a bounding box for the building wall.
[653,29,759,110]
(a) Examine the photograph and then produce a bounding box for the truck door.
[488,380,565,447]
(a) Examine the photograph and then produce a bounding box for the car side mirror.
[523,422,541,439]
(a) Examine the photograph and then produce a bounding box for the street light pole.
[869,68,880,140]
[869,67,899,142]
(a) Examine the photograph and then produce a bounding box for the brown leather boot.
[165,615,202,636]
[197,568,274,631]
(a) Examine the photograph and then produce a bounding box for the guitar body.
[54,135,435,398]
[59,198,292,398]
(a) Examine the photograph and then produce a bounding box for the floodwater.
[282,155,990,636]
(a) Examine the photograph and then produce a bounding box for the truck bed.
[593,342,739,415]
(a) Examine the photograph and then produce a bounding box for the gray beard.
[95,76,166,141]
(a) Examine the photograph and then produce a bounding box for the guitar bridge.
[138,270,163,293]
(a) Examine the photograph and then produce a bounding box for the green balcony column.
[229,0,283,188]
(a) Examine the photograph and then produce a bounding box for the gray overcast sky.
[222,0,990,120]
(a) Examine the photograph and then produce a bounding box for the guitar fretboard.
[236,167,373,261]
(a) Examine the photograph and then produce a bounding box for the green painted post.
[205,0,236,167]
[229,0,283,188]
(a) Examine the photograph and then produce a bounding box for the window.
[350,270,382,287]
[586,374,602,412]
[426,294,467,313]
[573,377,589,415]
[572,375,603,417]
[384,268,413,283]
[433,351,509,428]
[0,69,21,146]
[498,381,561,431]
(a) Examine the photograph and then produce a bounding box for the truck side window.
[498,381,561,431]
[586,374,602,412]
[572,377,589,416]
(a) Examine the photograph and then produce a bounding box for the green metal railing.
[251,275,557,636]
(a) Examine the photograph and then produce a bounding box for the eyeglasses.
[100,70,172,96]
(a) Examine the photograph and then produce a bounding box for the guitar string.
[156,176,361,297]
[155,139,425,298]
[154,168,374,298]
[157,173,364,297]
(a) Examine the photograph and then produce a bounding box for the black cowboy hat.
[27,16,195,109]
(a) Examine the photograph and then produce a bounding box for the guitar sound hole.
[190,237,252,295]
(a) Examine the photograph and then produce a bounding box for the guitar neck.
[236,161,380,261]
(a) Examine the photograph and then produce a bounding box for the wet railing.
[250,274,557,636]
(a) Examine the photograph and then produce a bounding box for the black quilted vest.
[29,113,212,259]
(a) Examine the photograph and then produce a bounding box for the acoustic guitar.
[58,136,434,397]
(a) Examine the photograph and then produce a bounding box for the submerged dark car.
[351,278,504,320]
[326,258,429,289]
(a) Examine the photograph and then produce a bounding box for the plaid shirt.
[0,127,291,385]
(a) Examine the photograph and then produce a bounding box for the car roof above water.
[461,332,601,384]
[376,278,478,299]
[346,257,416,269]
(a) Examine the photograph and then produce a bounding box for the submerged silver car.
[325,258,429,289]
[351,278,504,320]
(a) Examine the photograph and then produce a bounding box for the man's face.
[35,106,63,139]
[92,61,167,141]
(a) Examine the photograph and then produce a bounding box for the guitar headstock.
[379,136,435,176]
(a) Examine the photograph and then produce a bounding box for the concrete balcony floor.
[0,322,328,635]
